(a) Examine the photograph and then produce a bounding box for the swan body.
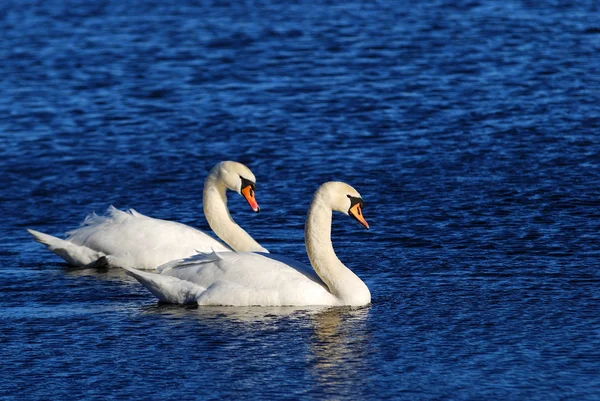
[28,161,267,270]
[124,181,371,306]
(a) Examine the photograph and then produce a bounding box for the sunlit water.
[1,1,600,399]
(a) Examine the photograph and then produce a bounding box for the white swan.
[28,161,268,270]
[123,181,371,306]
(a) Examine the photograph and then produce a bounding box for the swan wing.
[65,206,231,269]
[131,252,337,306]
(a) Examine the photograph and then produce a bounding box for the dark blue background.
[1,1,599,399]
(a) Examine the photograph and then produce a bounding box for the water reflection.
[139,303,333,325]
[61,265,132,281]
[308,307,372,398]
[138,302,372,397]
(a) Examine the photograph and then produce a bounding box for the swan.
[123,181,371,306]
[27,161,268,270]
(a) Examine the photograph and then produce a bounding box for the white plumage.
[28,161,267,270]
[124,182,371,306]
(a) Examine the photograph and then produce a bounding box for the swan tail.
[27,229,104,266]
[27,228,62,248]
[122,266,204,304]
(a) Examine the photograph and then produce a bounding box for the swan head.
[317,181,369,230]
[215,161,260,212]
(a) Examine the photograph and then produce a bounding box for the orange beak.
[349,203,369,230]
[241,185,260,212]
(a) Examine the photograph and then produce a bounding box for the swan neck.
[304,197,370,306]
[305,198,337,272]
[203,173,266,253]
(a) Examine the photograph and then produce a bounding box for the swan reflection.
[308,307,372,398]
[138,303,371,397]
[61,265,130,280]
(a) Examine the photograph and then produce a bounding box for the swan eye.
[347,195,368,229]
[347,195,365,210]
[240,176,256,191]
[240,176,260,212]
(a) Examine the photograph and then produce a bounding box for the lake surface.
[1,0,600,399]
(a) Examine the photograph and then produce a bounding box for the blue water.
[2,0,600,399]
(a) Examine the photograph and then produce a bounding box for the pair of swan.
[28,163,371,306]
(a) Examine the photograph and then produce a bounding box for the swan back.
[154,252,336,306]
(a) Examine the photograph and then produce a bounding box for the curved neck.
[203,174,267,253]
[304,197,370,306]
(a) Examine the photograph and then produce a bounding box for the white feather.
[27,161,267,269]
[125,182,371,306]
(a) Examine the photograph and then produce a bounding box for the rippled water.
[2,1,600,399]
